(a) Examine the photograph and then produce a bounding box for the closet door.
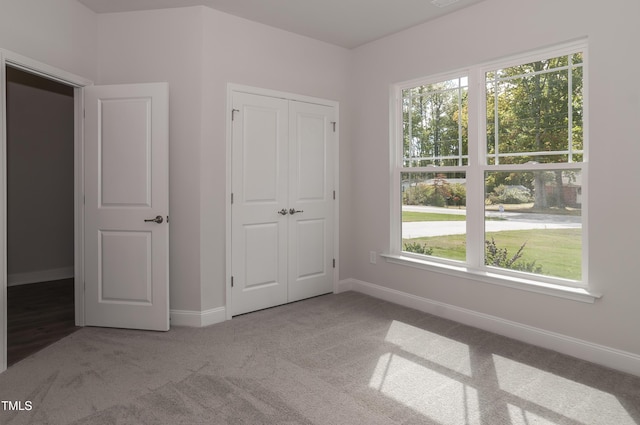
[231,93,289,316]
[288,101,334,302]
[231,91,335,316]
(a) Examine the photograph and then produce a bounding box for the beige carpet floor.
[0,291,639,424]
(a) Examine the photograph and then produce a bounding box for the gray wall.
[6,67,74,284]
[96,6,351,312]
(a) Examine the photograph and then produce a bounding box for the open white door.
[84,83,169,331]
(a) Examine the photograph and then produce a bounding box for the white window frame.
[385,40,599,303]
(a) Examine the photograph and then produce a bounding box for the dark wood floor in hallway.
[7,278,79,367]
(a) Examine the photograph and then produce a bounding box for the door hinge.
[231,276,234,287]
[333,259,336,268]
[231,193,234,204]
[232,108,240,121]
[331,121,336,132]
[333,190,336,200]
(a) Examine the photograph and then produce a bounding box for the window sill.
[380,253,601,304]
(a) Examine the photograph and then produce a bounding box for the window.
[391,41,588,294]
[401,77,468,262]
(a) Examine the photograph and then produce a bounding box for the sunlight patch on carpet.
[383,320,472,376]
[369,352,481,425]
[493,354,635,425]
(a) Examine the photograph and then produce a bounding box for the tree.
[403,78,468,168]
[486,54,583,209]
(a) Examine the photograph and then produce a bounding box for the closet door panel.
[231,93,289,316]
[288,101,335,302]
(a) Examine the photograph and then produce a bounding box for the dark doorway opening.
[5,66,78,366]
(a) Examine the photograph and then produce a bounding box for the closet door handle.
[277,209,289,215]
[144,215,164,224]
[289,209,304,215]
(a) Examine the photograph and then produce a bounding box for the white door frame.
[0,49,91,372]
[225,84,340,320]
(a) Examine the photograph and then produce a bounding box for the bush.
[485,237,542,274]
[448,183,466,207]
[404,242,434,255]
[403,183,428,205]
[429,192,447,207]
[403,183,445,206]
[403,179,466,208]
[487,185,532,205]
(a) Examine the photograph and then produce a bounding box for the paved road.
[402,205,581,238]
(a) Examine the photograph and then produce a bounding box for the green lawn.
[402,211,466,222]
[402,211,504,222]
[403,228,581,280]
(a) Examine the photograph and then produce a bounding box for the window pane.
[572,52,583,65]
[402,172,466,261]
[484,170,582,280]
[486,55,584,165]
[403,78,468,167]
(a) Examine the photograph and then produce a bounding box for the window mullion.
[458,82,464,166]
[568,56,574,163]
[492,73,499,166]
[466,67,485,269]
[391,87,403,254]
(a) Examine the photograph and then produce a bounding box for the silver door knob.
[277,209,289,215]
[289,209,304,215]
[144,215,164,224]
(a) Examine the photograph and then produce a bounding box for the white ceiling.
[78,0,486,49]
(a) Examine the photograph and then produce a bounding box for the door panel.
[243,223,280,289]
[288,101,334,302]
[99,230,152,304]
[100,98,152,207]
[296,112,327,201]
[231,93,289,316]
[295,218,326,279]
[84,83,169,331]
[242,105,282,203]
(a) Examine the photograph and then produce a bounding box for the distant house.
[537,173,582,207]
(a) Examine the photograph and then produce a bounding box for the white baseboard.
[8,266,74,286]
[339,278,640,377]
[170,306,227,328]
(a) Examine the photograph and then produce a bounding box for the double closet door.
[231,91,336,316]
